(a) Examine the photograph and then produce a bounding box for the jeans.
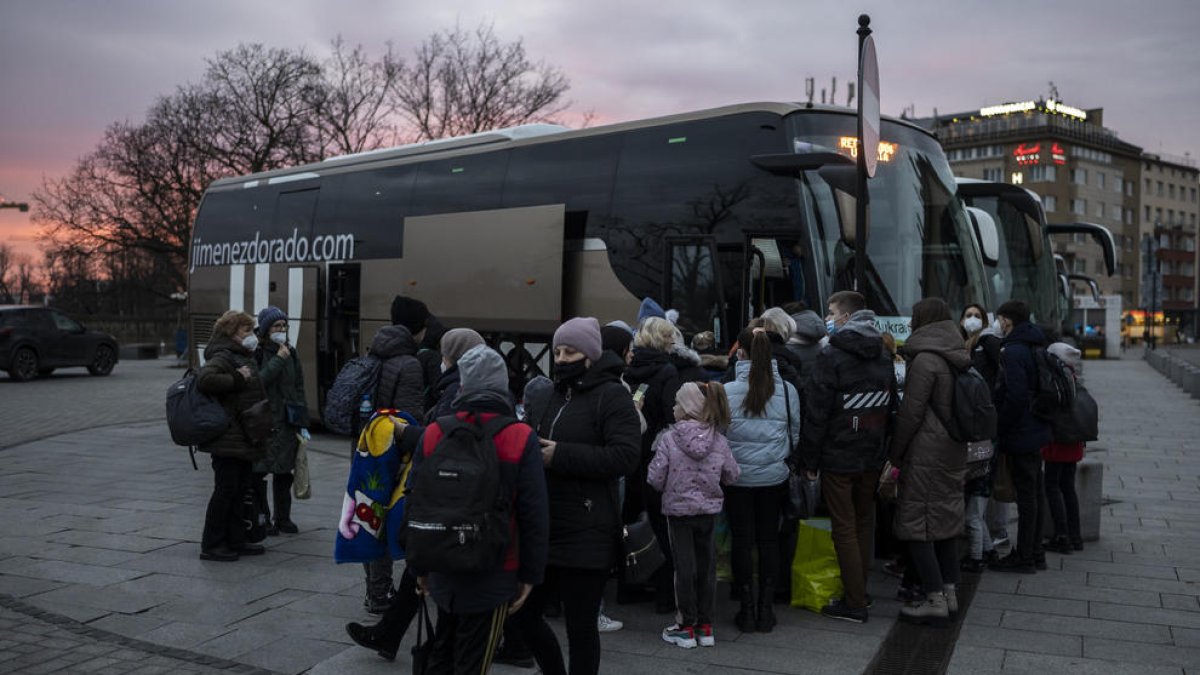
[964,495,994,560]
[908,539,959,594]
[667,514,717,626]
[821,471,879,609]
[1007,452,1046,561]
[723,482,787,591]
[201,455,251,551]
[509,566,608,675]
[1044,461,1081,540]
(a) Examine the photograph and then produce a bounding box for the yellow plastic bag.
[790,518,843,612]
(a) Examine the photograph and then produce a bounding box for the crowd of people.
[191,291,1089,674]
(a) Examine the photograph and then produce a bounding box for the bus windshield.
[788,115,988,328]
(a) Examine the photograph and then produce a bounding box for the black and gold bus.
[188,102,990,416]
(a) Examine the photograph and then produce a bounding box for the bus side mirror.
[966,207,1000,266]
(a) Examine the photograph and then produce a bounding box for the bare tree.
[0,243,14,302]
[311,37,402,156]
[390,23,571,141]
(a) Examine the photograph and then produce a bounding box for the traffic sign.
[859,35,880,178]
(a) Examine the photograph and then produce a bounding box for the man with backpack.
[800,291,896,623]
[404,344,548,673]
[990,300,1052,574]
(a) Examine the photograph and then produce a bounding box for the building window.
[1072,169,1088,185]
[1094,203,1105,219]
[1156,207,1164,224]
[1157,181,1164,196]
[1042,195,1057,212]
[1125,181,1134,196]
[1169,184,1176,199]
[982,167,1003,182]
[1097,173,1106,189]
[1168,209,1175,225]
[1073,259,1086,274]
[1072,199,1086,215]
[1074,233,1087,244]
[1192,187,1197,203]
[1124,208,1133,225]
[1145,177,1152,192]
[1029,165,1056,182]
[1144,205,1152,221]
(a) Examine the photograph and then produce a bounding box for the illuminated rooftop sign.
[978,99,1087,121]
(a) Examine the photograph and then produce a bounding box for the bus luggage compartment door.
[401,204,565,334]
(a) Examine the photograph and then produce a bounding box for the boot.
[900,591,949,627]
[734,584,756,633]
[756,579,777,633]
[943,584,958,616]
[273,474,298,534]
[345,621,400,661]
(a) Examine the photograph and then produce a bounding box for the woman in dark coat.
[889,298,969,626]
[251,306,307,535]
[623,316,683,612]
[196,310,270,561]
[511,317,641,675]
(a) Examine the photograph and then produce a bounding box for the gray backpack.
[323,354,383,434]
[166,369,231,447]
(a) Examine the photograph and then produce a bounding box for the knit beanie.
[441,328,486,366]
[256,306,287,336]
[390,296,430,334]
[454,345,509,402]
[606,319,635,336]
[553,317,603,362]
[600,325,633,360]
[637,298,666,325]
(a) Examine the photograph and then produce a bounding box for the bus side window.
[666,238,723,340]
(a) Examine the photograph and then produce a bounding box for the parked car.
[0,306,119,381]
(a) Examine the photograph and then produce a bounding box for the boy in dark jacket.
[800,291,896,623]
[348,345,548,672]
[990,300,1052,574]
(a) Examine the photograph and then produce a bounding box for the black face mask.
[553,360,588,389]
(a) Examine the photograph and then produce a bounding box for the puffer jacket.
[527,352,642,570]
[799,310,896,474]
[724,360,800,488]
[786,309,826,387]
[625,347,682,460]
[722,335,802,391]
[994,321,1052,455]
[370,325,425,421]
[889,319,970,542]
[425,366,461,424]
[669,344,708,385]
[647,420,739,516]
[196,335,269,462]
[252,340,306,474]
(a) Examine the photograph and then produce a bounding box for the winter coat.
[625,347,682,459]
[721,335,802,391]
[425,366,461,424]
[994,322,1052,455]
[526,352,642,570]
[252,341,306,474]
[370,325,426,421]
[786,309,827,387]
[970,327,1003,391]
[669,344,708,386]
[889,320,969,542]
[415,400,549,614]
[647,420,739,516]
[799,311,896,474]
[724,360,800,488]
[196,335,269,463]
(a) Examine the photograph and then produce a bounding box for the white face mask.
[241,334,259,351]
[962,317,983,334]
[270,332,287,345]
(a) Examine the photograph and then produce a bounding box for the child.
[647,382,740,649]
[1042,343,1085,553]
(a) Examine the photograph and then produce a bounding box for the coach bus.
[955,178,1116,340]
[187,102,991,415]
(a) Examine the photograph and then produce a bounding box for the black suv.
[0,306,119,381]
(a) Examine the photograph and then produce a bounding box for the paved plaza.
[0,353,1197,673]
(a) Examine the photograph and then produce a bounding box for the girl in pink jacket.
[648,382,739,649]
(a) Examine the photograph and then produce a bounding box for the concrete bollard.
[1182,367,1200,400]
[1168,356,1184,383]
[1042,457,1103,542]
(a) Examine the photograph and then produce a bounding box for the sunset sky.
[2,0,1198,264]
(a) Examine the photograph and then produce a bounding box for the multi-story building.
[1139,154,1198,331]
[918,98,1145,309]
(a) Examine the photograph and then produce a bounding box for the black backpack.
[166,368,231,447]
[323,354,383,435]
[932,354,998,443]
[402,414,517,574]
[1032,348,1076,420]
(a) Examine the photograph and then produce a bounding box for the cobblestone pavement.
[0,352,1196,673]
[0,356,185,450]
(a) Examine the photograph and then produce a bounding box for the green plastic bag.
[790,518,843,612]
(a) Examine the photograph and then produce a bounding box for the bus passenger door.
[282,265,320,420]
[742,236,809,325]
[664,238,724,342]
[322,263,361,405]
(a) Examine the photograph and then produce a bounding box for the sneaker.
[345,622,398,661]
[662,624,697,649]
[820,598,868,624]
[696,624,715,647]
[943,584,958,616]
[899,591,949,627]
[991,533,1010,549]
[492,643,536,668]
[366,590,394,615]
[597,612,624,633]
[989,553,1035,574]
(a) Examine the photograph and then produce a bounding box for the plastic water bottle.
[359,393,373,423]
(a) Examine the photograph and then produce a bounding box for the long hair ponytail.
[700,381,731,430]
[738,325,776,417]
